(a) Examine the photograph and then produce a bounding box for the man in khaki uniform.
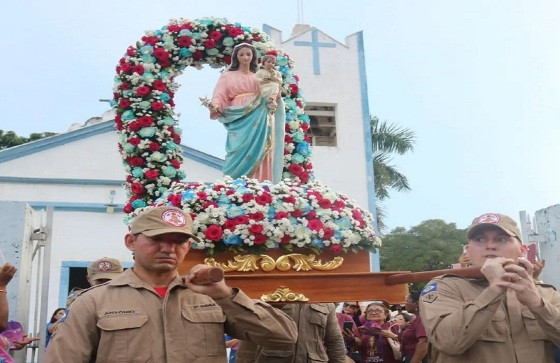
[237,303,347,362]
[44,206,297,362]
[86,257,124,286]
[420,212,560,362]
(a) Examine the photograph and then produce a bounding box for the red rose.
[141,36,159,45]
[130,183,144,194]
[223,55,232,65]
[228,27,244,37]
[167,24,180,33]
[291,210,303,218]
[249,224,264,234]
[204,225,223,241]
[167,194,182,206]
[275,211,289,220]
[234,215,249,225]
[284,135,293,143]
[318,199,332,209]
[145,170,159,179]
[136,86,151,97]
[153,48,170,61]
[203,201,218,209]
[224,219,237,231]
[226,190,235,195]
[123,203,134,214]
[204,39,216,48]
[299,172,310,183]
[332,200,346,211]
[330,244,342,255]
[288,164,304,176]
[177,36,192,47]
[128,137,141,146]
[119,82,130,90]
[192,50,204,60]
[113,92,121,100]
[126,175,133,183]
[266,50,279,56]
[138,116,154,127]
[301,123,310,132]
[172,134,181,144]
[249,212,264,221]
[151,101,164,111]
[170,159,181,169]
[129,121,141,132]
[127,157,143,167]
[280,235,292,245]
[307,191,322,200]
[323,228,334,239]
[209,31,222,41]
[289,84,299,96]
[115,120,124,131]
[115,113,121,122]
[241,194,253,203]
[131,65,145,75]
[118,98,131,108]
[305,163,313,170]
[253,233,266,245]
[158,59,171,68]
[149,142,160,151]
[180,22,193,31]
[119,63,131,73]
[283,196,296,204]
[352,209,363,220]
[196,191,208,200]
[255,193,272,205]
[152,80,166,91]
[307,219,323,231]
[306,211,317,220]
[126,46,135,56]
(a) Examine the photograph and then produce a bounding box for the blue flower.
[334,230,343,240]
[131,199,146,209]
[289,217,299,225]
[233,179,246,187]
[139,127,156,138]
[154,30,163,37]
[217,194,231,206]
[139,45,153,55]
[132,167,144,178]
[182,189,196,201]
[296,142,310,156]
[223,235,242,245]
[299,114,310,123]
[312,239,325,249]
[179,48,192,58]
[226,206,245,218]
[162,166,177,177]
[122,110,135,120]
[159,93,171,102]
[109,100,116,107]
[222,37,234,46]
[335,217,352,230]
[268,207,277,219]
[162,117,175,126]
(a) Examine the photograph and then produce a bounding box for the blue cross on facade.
[294,28,336,75]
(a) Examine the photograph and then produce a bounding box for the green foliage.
[380,219,467,272]
[370,116,416,230]
[0,130,56,150]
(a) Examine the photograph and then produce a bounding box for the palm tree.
[370,116,416,231]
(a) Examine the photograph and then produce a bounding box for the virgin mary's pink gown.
[211,70,274,182]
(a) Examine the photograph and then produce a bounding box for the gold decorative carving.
[204,253,344,272]
[260,286,310,302]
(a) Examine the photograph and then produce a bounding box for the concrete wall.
[534,204,560,288]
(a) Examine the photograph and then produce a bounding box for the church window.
[305,103,337,147]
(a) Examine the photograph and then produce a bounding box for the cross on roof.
[294,28,336,75]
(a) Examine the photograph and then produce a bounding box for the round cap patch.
[161,210,187,227]
[477,213,500,224]
[97,261,113,271]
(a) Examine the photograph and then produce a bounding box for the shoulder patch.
[421,282,437,295]
[421,282,438,303]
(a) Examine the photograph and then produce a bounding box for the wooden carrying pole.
[385,266,482,285]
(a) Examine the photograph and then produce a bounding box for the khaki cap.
[467,213,523,242]
[130,206,200,241]
[87,257,124,281]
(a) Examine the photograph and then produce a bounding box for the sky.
[1,0,559,232]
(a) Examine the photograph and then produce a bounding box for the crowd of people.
[0,208,558,362]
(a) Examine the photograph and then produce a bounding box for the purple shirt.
[401,316,427,357]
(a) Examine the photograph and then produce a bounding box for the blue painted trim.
[0,122,115,164]
[0,176,124,186]
[262,24,272,35]
[294,28,336,75]
[356,31,380,271]
[29,202,125,213]
[58,260,133,306]
[180,145,224,170]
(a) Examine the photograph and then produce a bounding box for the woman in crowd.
[45,308,65,347]
[401,290,428,363]
[342,301,363,327]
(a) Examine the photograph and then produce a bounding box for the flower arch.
[113,17,380,255]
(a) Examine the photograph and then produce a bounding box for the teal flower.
[223,235,241,245]
[159,93,171,102]
[226,206,244,218]
[312,239,325,249]
[182,189,195,201]
[163,41,174,51]
[122,143,135,153]
[160,70,171,80]
[177,170,186,179]
[291,153,304,164]
[138,101,151,110]
[139,127,156,138]
[131,199,146,209]
[132,167,144,178]
[139,45,153,55]
[292,131,305,143]
[206,48,219,56]
[191,32,202,39]
[179,29,192,36]
[158,186,167,195]
[162,117,175,126]
[122,110,135,120]
[174,127,183,135]
[222,37,234,46]
[335,217,352,230]
[299,114,310,123]
[141,54,155,64]
[122,90,133,98]
[179,48,192,58]
[165,141,178,150]
[142,72,155,83]
[162,166,177,177]
[296,142,310,156]
[276,55,288,66]
[200,19,214,26]
[149,152,166,162]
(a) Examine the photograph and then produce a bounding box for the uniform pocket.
[259,348,294,362]
[96,313,150,362]
[308,351,329,362]
[521,308,548,340]
[309,304,328,328]
[182,307,226,357]
[479,309,508,342]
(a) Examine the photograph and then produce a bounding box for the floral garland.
[112,17,312,212]
[131,176,380,256]
[113,17,380,255]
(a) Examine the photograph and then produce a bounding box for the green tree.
[371,116,416,230]
[380,219,467,272]
[0,130,56,150]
